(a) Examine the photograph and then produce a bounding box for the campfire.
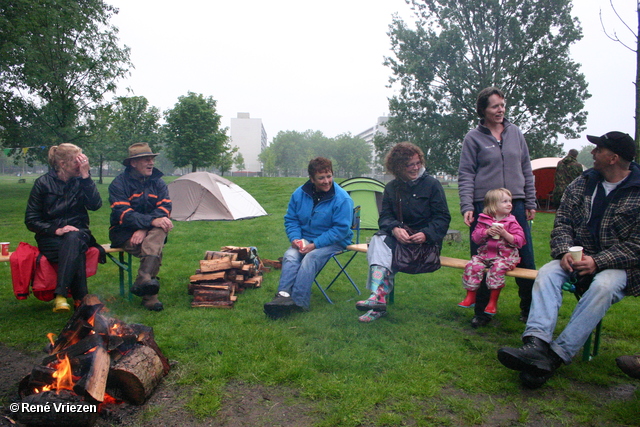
[15,295,169,427]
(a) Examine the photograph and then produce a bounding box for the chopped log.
[50,295,104,354]
[193,288,234,302]
[73,345,109,403]
[188,281,235,295]
[199,258,244,272]
[107,344,164,405]
[26,365,56,392]
[204,250,238,261]
[220,246,250,260]
[262,259,282,269]
[42,334,103,365]
[243,275,263,288]
[189,271,226,283]
[191,300,235,308]
[15,390,98,427]
[127,324,171,376]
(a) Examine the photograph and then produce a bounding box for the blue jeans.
[524,260,626,363]
[278,244,343,309]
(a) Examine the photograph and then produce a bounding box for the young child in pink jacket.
[458,188,526,315]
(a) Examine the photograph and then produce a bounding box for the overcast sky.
[108,0,637,154]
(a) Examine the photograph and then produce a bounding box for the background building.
[355,116,388,177]
[230,112,267,174]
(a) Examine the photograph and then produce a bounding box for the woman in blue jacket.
[264,157,353,318]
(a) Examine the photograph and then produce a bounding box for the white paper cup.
[568,246,583,262]
[491,223,503,239]
[0,242,9,257]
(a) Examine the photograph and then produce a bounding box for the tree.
[234,152,246,171]
[216,144,238,176]
[163,92,228,173]
[382,0,590,174]
[89,96,161,182]
[576,144,594,169]
[262,130,317,176]
[0,0,132,164]
[326,133,372,177]
[600,0,640,161]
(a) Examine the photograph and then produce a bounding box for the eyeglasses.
[405,161,422,169]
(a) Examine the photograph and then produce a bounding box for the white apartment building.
[229,112,267,173]
[355,116,389,176]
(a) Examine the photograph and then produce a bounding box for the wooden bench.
[346,243,600,361]
[1,245,134,299]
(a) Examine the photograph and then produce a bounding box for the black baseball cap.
[587,131,636,162]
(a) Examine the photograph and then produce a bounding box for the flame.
[52,354,74,392]
[46,333,56,346]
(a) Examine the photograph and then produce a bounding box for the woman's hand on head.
[76,154,90,178]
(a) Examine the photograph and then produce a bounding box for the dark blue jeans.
[469,199,535,317]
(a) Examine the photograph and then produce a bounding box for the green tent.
[340,177,385,230]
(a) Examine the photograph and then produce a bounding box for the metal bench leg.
[581,320,603,362]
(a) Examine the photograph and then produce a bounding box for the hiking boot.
[142,294,164,311]
[497,336,563,376]
[616,355,640,379]
[264,291,297,319]
[358,309,387,323]
[470,314,491,328]
[355,294,386,312]
[131,256,161,296]
[519,370,553,389]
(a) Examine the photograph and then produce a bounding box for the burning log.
[73,345,109,403]
[17,295,169,427]
[106,344,164,405]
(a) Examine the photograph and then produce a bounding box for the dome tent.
[168,172,267,221]
[339,176,385,229]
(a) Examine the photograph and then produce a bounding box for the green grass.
[0,175,639,426]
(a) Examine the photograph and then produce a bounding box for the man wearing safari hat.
[497,131,640,388]
[108,143,172,311]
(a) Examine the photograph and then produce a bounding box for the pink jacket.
[472,213,526,259]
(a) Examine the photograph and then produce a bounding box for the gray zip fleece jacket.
[458,119,536,215]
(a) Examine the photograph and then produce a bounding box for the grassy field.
[0,175,638,426]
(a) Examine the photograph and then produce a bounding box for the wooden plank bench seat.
[346,243,600,361]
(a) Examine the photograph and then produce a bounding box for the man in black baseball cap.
[497,130,640,388]
[587,131,636,162]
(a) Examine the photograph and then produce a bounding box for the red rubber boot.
[458,290,477,308]
[484,289,502,315]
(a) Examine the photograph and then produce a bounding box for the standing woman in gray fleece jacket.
[458,87,537,328]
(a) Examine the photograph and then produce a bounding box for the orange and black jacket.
[108,167,172,248]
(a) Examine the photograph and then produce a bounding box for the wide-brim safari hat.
[123,143,158,166]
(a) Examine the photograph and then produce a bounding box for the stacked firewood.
[188,246,266,308]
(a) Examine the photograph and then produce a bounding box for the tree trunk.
[636,5,640,162]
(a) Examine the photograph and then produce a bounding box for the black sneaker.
[263,292,296,319]
[497,336,563,376]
